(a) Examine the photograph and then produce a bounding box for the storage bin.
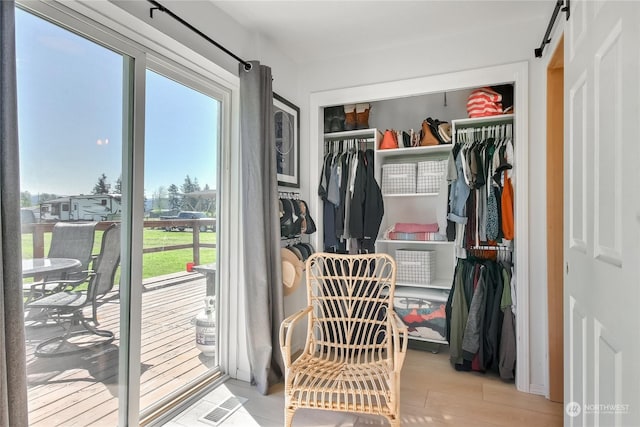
[381,163,416,194]
[416,160,447,193]
[393,286,448,341]
[395,249,436,284]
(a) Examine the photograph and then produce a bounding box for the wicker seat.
[279,252,408,427]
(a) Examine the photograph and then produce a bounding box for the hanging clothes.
[319,141,383,252]
[446,257,515,379]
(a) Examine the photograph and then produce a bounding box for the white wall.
[297,14,551,394]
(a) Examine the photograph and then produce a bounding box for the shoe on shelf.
[356,103,371,129]
[344,104,356,131]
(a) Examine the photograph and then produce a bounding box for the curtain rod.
[534,0,570,58]
[147,0,252,71]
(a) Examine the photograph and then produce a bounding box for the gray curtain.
[1,0,29,425]
[239,60,285,395]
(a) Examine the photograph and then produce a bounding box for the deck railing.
[21,219,216,265]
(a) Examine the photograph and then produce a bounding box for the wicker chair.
[279,252,408,427]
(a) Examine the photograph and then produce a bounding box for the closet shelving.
[323,128,383,142]
[373,137,455,346]
[312,62,528,391]
[319,92,517,347]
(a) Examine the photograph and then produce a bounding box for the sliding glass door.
[139,68,221,415]
[16,7,130,426]
[16,4,228,425]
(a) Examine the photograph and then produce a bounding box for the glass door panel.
[16,8,129,426]
[140,69,220,414]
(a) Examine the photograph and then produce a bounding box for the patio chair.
[25,221,97,302]
[26,223,121,357]
[279,252,408,427]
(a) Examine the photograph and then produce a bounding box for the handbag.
[419,120,439,146]
[380,129,399,149]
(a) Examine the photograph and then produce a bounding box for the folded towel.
[394,222,439,233]
[388,232,446,241]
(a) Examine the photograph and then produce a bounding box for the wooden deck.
[25,272,214,427]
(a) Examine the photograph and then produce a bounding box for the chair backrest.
[305,252,396,360]
[47,222,97,279]
[87,223,121,300]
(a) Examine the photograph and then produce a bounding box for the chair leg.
[389,416,400,427]
[284,407,295,427]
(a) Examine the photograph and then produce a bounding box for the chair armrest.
[390,310,409,372]
[32,272,95,294]
[279,305,313,370]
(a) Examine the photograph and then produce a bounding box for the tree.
[114,174,122,194]
[167,184,181,211]
[181,175,201,210]
[20,191,32,207]
[153,186,167,212]
[92,173,109,195]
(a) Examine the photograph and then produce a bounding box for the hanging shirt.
[501,172,514,240]
[327,154,341,206]
[436,156,452,237]
[448,150,470,224]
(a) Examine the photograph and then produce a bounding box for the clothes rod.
[469,245,512,251]
[147,0,252,71]
[534,0,570,58]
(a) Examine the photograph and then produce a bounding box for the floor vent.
[200,396,247,426]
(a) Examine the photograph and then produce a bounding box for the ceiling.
[211,0,551,64]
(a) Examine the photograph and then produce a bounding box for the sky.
[15,8,219,200]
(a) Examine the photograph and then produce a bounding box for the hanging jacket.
[448,261,470,366]
[362,149,384,245]
[348,151,366,239]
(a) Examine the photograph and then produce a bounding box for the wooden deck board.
[25,273,215,426]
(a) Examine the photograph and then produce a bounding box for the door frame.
[546,35,564,403]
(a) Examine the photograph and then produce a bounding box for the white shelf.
[323,128,382,140]
[376,144,453,159]
[406,336,449,344]
[396,279,452,290]
[377,239,452,245]
[451,113,514,127]
[382,192,438,198]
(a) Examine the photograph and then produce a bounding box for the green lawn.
[22,228,217,280]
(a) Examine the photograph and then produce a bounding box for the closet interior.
[317,82,518,382]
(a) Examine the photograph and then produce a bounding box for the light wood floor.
[165,347,564,427]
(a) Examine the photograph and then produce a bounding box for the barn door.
[564,0,640,425]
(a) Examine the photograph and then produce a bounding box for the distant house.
[40,194,122,222]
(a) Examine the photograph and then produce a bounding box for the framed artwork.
[274,93,300,188]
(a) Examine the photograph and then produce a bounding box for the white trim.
[529,384,548,396]
[309,61,531,393]
[123,53,148,426]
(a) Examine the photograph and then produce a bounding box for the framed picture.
[274,93,300,188]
